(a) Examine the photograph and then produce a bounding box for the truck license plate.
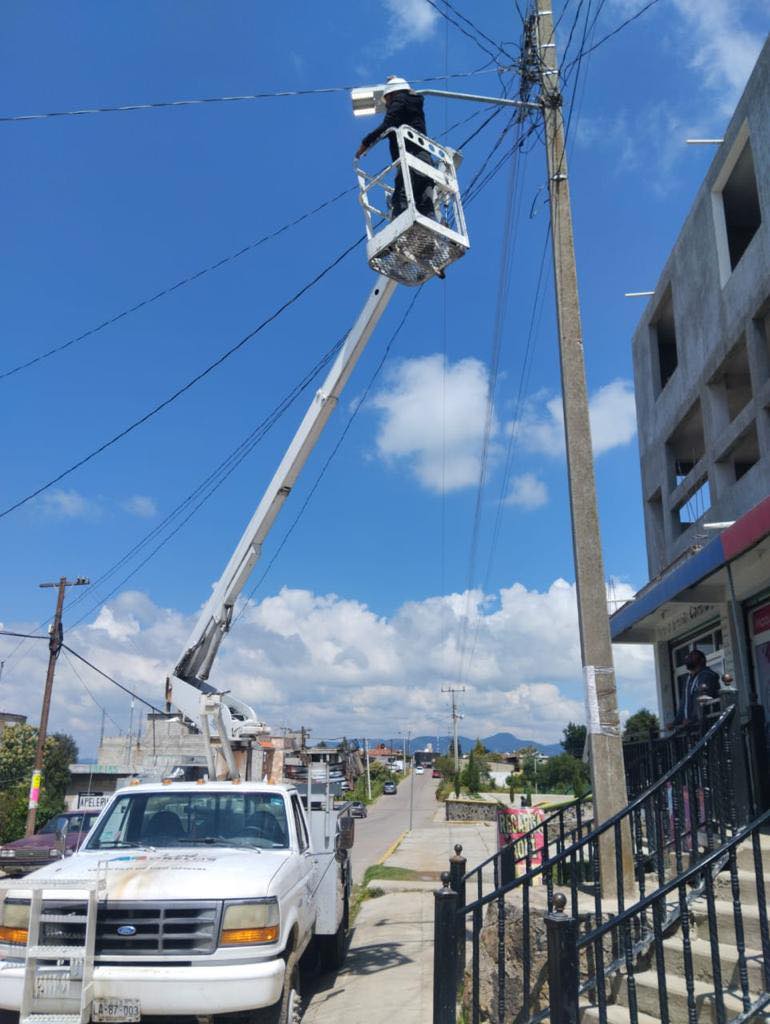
[92,998,141,1022]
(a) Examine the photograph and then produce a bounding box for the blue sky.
[0,1,766,755]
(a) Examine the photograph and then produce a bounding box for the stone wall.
[445,798,500,822]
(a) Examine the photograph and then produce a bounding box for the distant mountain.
[343,734,562,756]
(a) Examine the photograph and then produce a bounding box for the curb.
[377,830,407,865]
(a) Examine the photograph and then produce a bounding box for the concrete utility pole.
[26,575,90,837]
[405,729,414,831]
[442,686,465,774]
[363,737,372,800]
[533,0,631,892]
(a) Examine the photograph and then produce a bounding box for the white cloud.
[122,495,158,519]
[671,0,763,112]
[383,0,439,50]
[0,580,655,756]
[505,473,548,510]
[370,354,499,492]
[38,489,100,519]
[512,379,637,458]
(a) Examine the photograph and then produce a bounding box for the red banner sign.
[496,806,546,867]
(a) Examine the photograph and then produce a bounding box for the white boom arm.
[169,276,397,773]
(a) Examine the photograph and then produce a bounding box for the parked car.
[0,809,101,877]
[382,781,397,795]
[415,766,424,775]
[432,768,442,779]
[349,801,367,818]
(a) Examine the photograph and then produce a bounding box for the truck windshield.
[88,791,290,850]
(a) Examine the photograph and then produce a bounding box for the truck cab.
[0,780,352,1024]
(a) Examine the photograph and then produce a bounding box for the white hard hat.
[383,76,411,97]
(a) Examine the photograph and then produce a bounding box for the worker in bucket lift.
[355,76,436,220]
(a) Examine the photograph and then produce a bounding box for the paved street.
[350,770,441,883]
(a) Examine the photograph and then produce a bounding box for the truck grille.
[40,901,221,956]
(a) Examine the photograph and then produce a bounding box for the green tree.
[623,708,660,743]
[0,725,79,843]
[537,753,590,795]
[561,722,587,759]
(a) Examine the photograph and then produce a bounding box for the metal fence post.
[433,872,458,1024]
[449,844,467,977]
[545,892,579,1024]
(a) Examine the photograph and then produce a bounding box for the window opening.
[674,476,711,532]
[720,137,762,272]
[650,285,678,394]
[718,422,760,482]
[667,400,705,490]
[708,335,753,426]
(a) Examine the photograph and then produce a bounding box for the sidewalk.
[301,810,498,1024]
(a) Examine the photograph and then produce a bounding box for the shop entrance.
[670,624,725,713]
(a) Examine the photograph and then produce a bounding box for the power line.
[0,66,509,125]
[64,335,349,629]
[62,645,164,713]
[0,234,364,521]
[0,630,49,640]
[61,649,124,735]
[423,0,514,64]
[0,186,355,382]
[563,0,663,69]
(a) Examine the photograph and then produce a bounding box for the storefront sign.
[658,604,717,641]
[752,604,770,637]
[496,806,546,866]
[77,793,109,810]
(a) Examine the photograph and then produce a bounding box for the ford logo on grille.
[116,925,137,936]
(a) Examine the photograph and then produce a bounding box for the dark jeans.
[391,151,435,219]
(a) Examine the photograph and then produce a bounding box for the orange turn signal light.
[0,926,28,944]
[221,925,278,946]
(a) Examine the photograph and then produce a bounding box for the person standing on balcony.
[354,76,435,219]
[669,649,720,733]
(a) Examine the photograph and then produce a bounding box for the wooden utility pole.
[26,575,90,836]
[533,0,632,893]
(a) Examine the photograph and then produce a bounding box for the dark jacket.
[675,666,720,726]
[361,91,427,162]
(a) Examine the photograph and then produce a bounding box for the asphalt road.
[349,771,439,883]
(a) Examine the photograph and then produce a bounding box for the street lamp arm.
[415,88,540,110]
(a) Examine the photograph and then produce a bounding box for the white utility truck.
[0,121,469,1024]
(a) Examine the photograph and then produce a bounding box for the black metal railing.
[434,698,752,1024]
[547,808,770,1024]
[462,793,593,905]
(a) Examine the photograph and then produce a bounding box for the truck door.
[290,794,315,936]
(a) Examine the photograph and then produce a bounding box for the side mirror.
[337,816,355,852]
[54,821,69,856]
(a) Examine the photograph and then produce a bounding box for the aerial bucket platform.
[355,125,470,286]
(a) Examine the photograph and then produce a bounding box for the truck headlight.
[0,900,29,945]
[220,899,279,946]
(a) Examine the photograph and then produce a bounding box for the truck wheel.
[317,917,347,972]
[255,951,301,1024]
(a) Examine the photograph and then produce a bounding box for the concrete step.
[612,968,754,1023]
[662,935,767,992]
[711,866,770,900]
[690,897,769,948]
[581,1003,659,1024]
